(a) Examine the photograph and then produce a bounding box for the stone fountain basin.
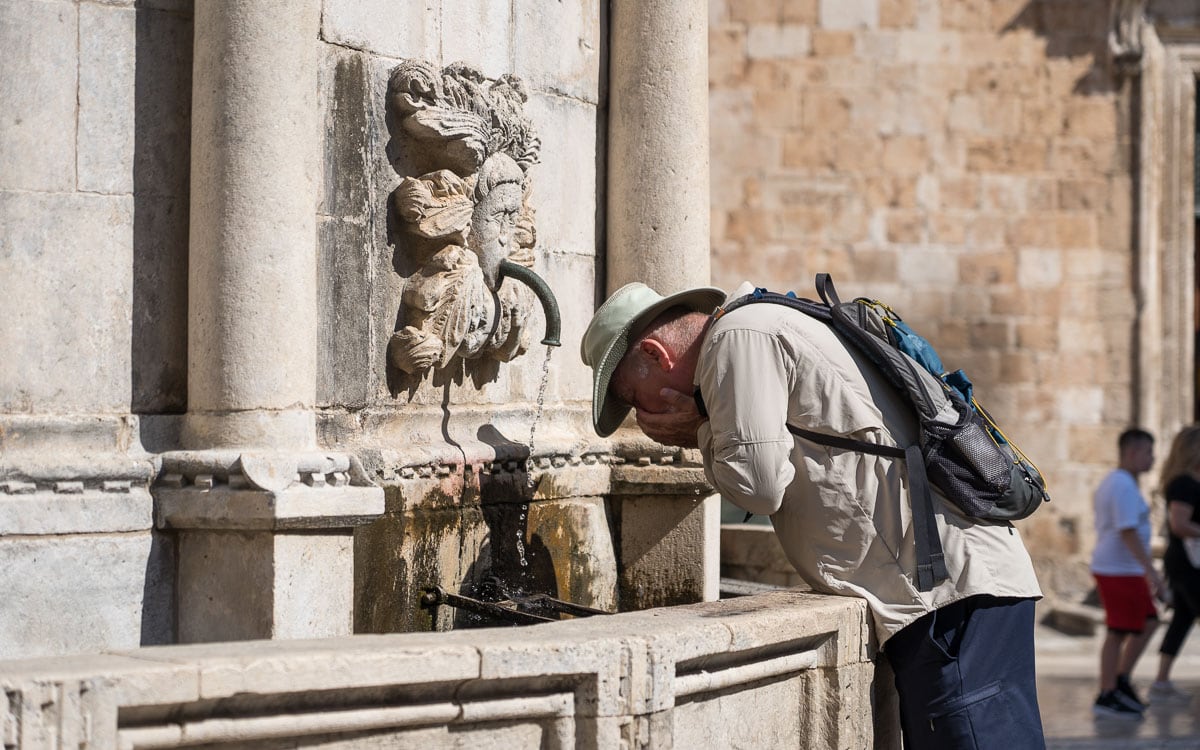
[0,589,896,748]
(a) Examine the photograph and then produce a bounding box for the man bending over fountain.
[581,281,1045,750]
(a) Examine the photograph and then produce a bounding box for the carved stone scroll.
[1109,0,1148,75]
[388,61,541,375]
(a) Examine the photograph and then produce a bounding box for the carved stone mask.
[470,153,525,288]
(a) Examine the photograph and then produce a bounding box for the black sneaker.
[1116,677,1147,710]
[1093,690,1144,720]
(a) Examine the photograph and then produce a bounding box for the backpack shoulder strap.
[787,425,947,591]
[714,287,832,323]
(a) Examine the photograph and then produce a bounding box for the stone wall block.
[79,3,135,194]
[439,0,513,80]
[273,532,356,639]
[320,0,439,58]
[128,6,193,201]
[319,49,372,222]
[880,0,918,28]
[513,0,602,102]
[617,495,711,611]
[1017,248,1063,289]
[520,94,599,255]
[747,24,811,60]
[820,0,879,29]
[0,533,165,660]
[0,192,134,413]
[317,218,373,408]
[672,669,804,747]
[0,488,150,536]
[0,0,76,191]
[179,638,481,698]
[536,252,598,399]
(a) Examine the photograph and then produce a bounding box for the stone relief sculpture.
[388,61,549,375]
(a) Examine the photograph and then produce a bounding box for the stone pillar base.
[155,451,383,642]
[609,442,719,610]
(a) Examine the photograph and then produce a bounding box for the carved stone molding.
[388,61,543,375]
[1110,0,1148,75]
[153,451,384,531]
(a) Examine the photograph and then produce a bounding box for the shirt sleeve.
[696,327,795,516]
[1112,475,1143,531]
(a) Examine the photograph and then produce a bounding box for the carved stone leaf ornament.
[388,60,542,376]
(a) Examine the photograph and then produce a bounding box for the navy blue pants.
[885,595,1044,750]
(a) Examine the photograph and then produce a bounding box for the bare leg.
[1156,652,1176,683]
[1117,620,1159,679]
[1100,629,1124,692]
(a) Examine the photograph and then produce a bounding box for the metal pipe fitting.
[498,259,562,347]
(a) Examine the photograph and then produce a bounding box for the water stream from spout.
[516,346,555,568]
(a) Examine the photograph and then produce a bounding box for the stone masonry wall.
[709,0,1153,590]
[0,0,191,658]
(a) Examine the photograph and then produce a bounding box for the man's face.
[610,354,672,417]
[1130,440,1155,473]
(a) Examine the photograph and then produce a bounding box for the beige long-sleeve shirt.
[696,283,1042,646]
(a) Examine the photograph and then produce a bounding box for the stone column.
[185,0,319,450]
[607,0,711,293]
[157,0,382,643]
[607,0,719,605]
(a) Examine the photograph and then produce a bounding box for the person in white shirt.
[1090,427,1162,718]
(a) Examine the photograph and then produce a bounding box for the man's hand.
[635,387,705,448]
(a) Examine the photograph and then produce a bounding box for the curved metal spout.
[498,259,562,347]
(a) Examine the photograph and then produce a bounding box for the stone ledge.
[0,590,883,748]
[155,485,384,531]
[0,488,152,535]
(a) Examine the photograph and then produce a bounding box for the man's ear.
[638,338,674,371]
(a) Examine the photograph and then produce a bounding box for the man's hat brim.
[581,283,726,437]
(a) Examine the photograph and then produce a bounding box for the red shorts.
[1094,574,1158,633]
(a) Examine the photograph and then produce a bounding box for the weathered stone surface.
[0,590,881,748]
[317,217,374,408]
[0,532,170,659]
[513,0,603,103]
[316,43,372,405]
[274,532,356,638]
[321,0,439,58]
[820,0,880,29]
[175,528,364,643]
[439,0,513,79]
[130,193,189,414]
[0,191,134,413]
[0,488,150,536]
[79,3,136,194]
[618,495,716,611]
[672,668,805,747]
[0,0,76,191]
[520,93,599,255]
[721,523,806,587]
[526,497,618,612]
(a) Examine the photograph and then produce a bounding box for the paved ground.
[1036,604,1200,749]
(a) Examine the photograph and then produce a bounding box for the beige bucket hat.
[580,282,726,437]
